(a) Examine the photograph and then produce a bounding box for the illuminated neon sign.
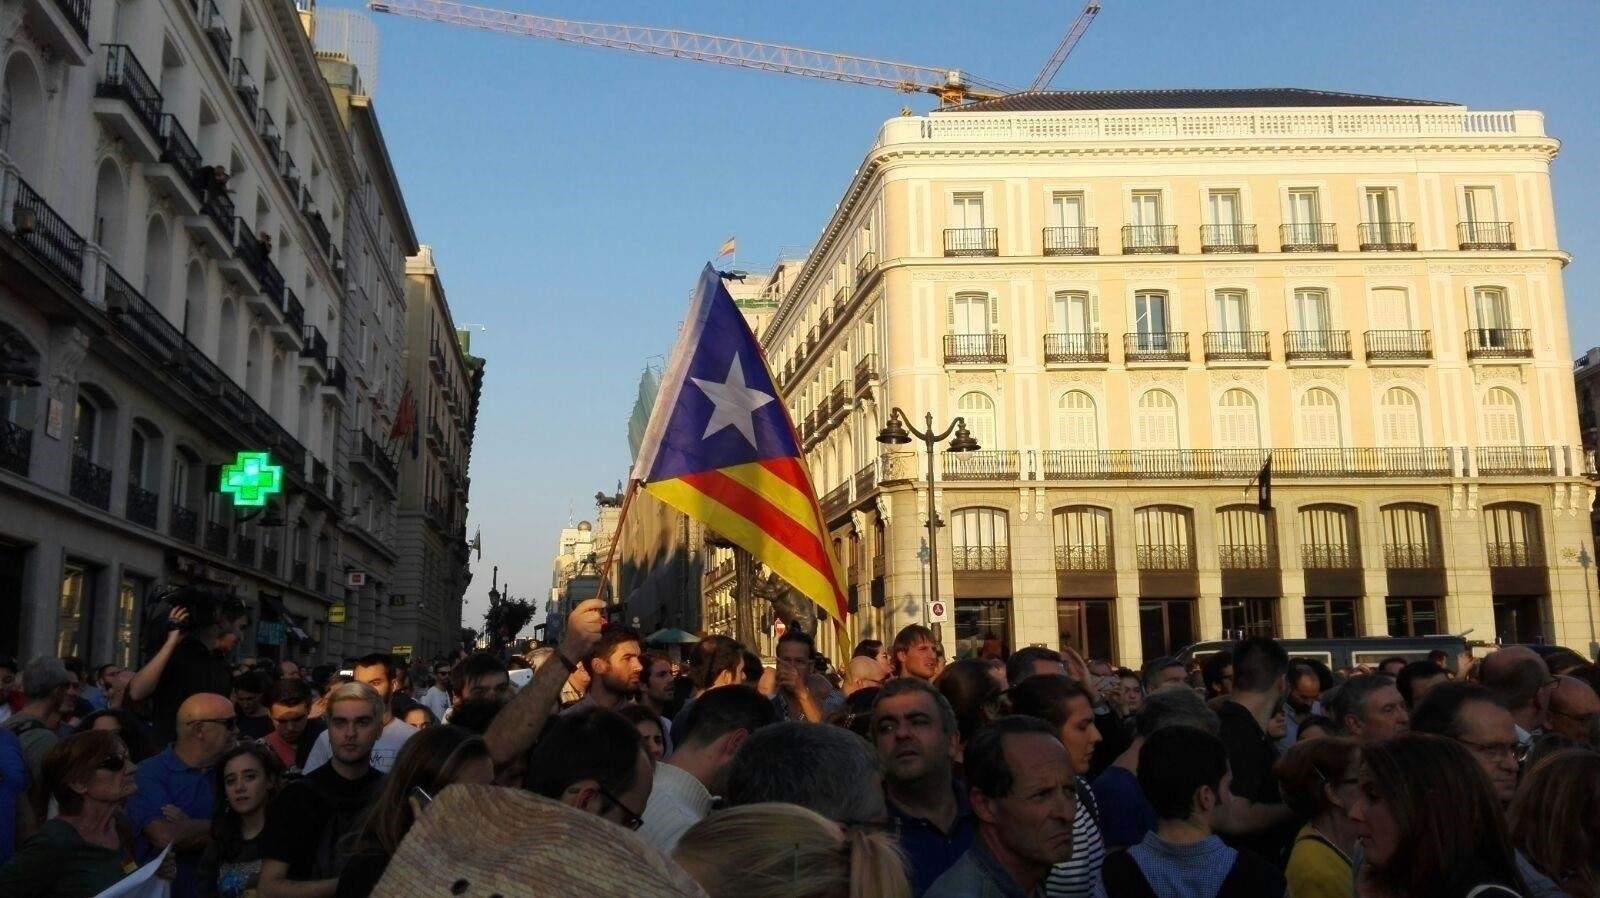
[219,451,284,507]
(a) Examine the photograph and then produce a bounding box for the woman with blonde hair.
[1509,749,1600,898]
[674,802,910,898]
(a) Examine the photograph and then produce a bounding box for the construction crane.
[1030,1,1100,91]
[367,0,1052,105]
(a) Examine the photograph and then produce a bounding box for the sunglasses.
[97,753,130,772]
[191,717,238,731]
[597,785,644,831]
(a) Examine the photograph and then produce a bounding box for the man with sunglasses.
[128,692,237,898]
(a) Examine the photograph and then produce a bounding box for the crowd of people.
[0,584,1598,898]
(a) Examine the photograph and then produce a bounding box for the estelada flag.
[632,265,846,623]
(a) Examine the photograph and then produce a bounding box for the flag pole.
[595,478,641,607]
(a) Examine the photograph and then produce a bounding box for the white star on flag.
[691,354,774,448]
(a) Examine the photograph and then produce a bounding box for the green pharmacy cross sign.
[219,451,284,507]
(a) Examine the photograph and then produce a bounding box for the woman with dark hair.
[1275,737,1360,898]
[1509,750,1600,898]
[0,730,168,897]
[932,659,1002,757]
[1350,734,1528,898]
[75,709,159,763]
[334,726,495,898]
[198,743,284,898]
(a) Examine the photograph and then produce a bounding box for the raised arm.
[127,607,189,702]
[483,598,605,767]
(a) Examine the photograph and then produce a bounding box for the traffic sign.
[928,599,949,624]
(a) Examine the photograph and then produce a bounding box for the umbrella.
[646,628,701,645]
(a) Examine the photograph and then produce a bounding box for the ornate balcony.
[942,450,1020,481]
[229,58,259,120]
[1123,332,1189,363]
[94,45,163,160]
[0,419,33,477]
[1122,225,1178,254]
[70,454,111,509]
[11,176,87,287]
[1365,330,1432,360]
[105,265,184,365]
[24,0,91,64]
[1044,332,1109,364]
[1466,328,1532,359]
[149,115,203,212]
[200,0,231,68]
[1136,544,1194,571]
[1475,446,1553,476]
[1487,541,1543,568]
[1384,543,1442,569]
[299,324,328,374]
[854,251,877,283]
[1039,447,1455,481]
[1203,331,1270,361]
[1280,223,1337,252]
[1201,224,1257,253]
[257,110,282,165]
[952,545,1010,571]
[170,505,199,543]
[125,483,159,528]
[853,354,879,391]
[1302,544,1357,569]
[1458,221,1514,251]
[1218,544,1276,570]
[1358,221,1417,252]
[943,333,1007,365]
[1284,330,1352,361]
[944,228,998,257]
[1043,226,1098,256]
[1054,546,1111,571]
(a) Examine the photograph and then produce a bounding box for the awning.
[646,628,701,645]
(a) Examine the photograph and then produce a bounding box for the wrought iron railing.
[204,522,229,555]
[1384,542,1441,569]
[1122,225,1178,254]
[853,461,876,498]
[125,483,159,528]
[233,534,256,566]
[1203,331,1270,361]
[170,505,198,542]
[97,45,164,143]
[229,58,258,119]
[1465,328,1533,359]
[195,166,234,235]
[0,419,33,477]
[1475,445,1554,475]
[282,289,305,332]
[1044,332,1109,363]
[952,545,1010,571]
[257,110,282,164]
[301,325,328,368]
[1201,224,1258,253]
[51,0,90,41]
[156,115,202,191]
[325,358,347,391]
[1123,332,1189,362]
[1457,221,1514,250]
[260,545,279,574]
[1054,545,1110,571]
[854,251,877,283]
[1284,330,1352,360]
[1136,544,1193,571]
[201,0,231,67]
[1358,221,1417,251]
[942,450,1020,480]
[820,482,850,517]
[1301,544,1357,569]
[943,333,1007,364]
[1218,544,1276,569]
[1364,330,1432,360]
[1039,447,1455,480]
[70,454,111,509]
[1487,541,1542,568]
[1280,223,1337,251]
[943,228,998,257]
[307,211,333,258]
[11,176,86,286]
[105,266,183,364]
[1043,226,1098,255]
[853,354,878,390]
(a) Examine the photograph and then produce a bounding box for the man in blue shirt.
[874,677,974,897]
[128,692,237,898]
[0,726,26,865]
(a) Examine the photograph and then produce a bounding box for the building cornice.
[351,96,421,254]
[267,0,359,190]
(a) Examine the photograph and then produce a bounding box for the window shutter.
[989,296,999,327]
[1090,293,1101,331]
[947,297,955,331]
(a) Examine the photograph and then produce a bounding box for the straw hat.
[372,784,706,898]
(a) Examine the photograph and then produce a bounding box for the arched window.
[1484,503,1542,567]
[2,55,49,184]
[1054,391,1098,450]
[1481,387,1523,446]
[1216,388,1260,450]
[948,292,993,336]
[183,262,206,342]
[143,216,173,316]
[1299,504,1358,569]
[1052,290,1093,335]
[93,159,128,266]
[951,507,1009,571]
[1382,503,1441,568]
[245,328,265,397]
[957,391,995,449]
[1294,288,1332,332]
[1053,506,1111,571]
[0,325,41,435]
[1473,287,1512,331]
[1216,506,1274,569]
[1134,389,1179,450]
[1299,388,1342,448]
[73,394,100,461]
[1378,387,1422,447]
[1134,505,1193,570]
[127,421,158,489]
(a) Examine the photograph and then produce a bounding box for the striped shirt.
[1044,779,1106,898]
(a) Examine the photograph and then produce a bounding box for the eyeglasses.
[597,785,643,831]
[1458,737,1529,764]
[191,717,238,732]
[97,753,130,772]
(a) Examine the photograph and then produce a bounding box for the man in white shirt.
[421,661,453,722]
[304,652,418,773]
[638,684,775,854]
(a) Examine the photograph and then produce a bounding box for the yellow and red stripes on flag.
[643,455,847,622]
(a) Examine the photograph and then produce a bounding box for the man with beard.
[565,623,644,715]
[636,685,774,854]
[638,652,677,755]
[302,653,417,773]
[926,716,1077,898]
[874,678,971,897]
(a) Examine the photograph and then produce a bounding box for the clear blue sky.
[344,0,1600,634]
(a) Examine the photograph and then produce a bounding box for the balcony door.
[1051,192,1085,229]
[1379,388,1423,448]
[1131,192,1162,227]
[1216,389,1261,451]
[950,193,986,230]
[1464,187,1498,224]
[1474,287,1512,337]
[1481,387,1523,447]
[1134,291,1170,350]
[1299,388,1343,449]
[1364,188,1398,227]
[1208,190,1241,228]
[956,392,996,450]
[1370,288,1412,331]
[1287,189,1320,225]
[1294,289,1331,333]
[1055,391,1098,450]
[1214,291,1249,345]
[1134,390,1180,451]
[950,293,992,337]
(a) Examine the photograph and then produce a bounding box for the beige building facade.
[758,89,1594,668]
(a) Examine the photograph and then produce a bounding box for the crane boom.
[367,0,1011,104]
[1029,0,1100,92]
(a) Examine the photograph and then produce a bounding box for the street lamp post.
[877,408,980,617]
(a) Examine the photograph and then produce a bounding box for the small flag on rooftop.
[716,236,737,259]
